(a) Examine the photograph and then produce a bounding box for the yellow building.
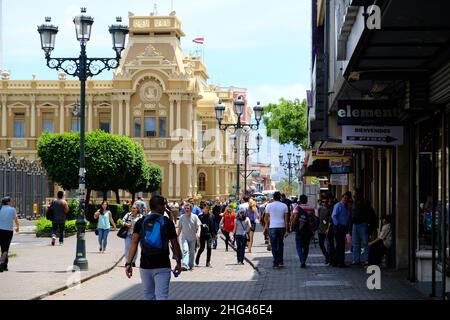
[0,11,246,202]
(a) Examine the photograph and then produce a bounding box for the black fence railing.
[0,155,48,219]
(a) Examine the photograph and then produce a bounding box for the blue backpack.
[140,213,168,255]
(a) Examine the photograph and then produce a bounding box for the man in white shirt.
[263,191,289,269]
[177,203,201,271]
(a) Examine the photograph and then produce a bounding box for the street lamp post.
[37,8,128,271]
[215,97,263,200]
[279,152,301,196]
[240,132,262,196]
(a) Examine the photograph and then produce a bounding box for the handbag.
[117,226,128,239]
[94,229,99,236]
[46,201,55,221]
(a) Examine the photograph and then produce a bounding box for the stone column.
[169,162,174,197]
[110,100,115,134]
[125,98,131,136]
[30,96,36,137]
[59,95,65,132]
[118,99,123,135]
[216,167,220,196]
[169,99,174,137]
[175,163,181,198]
[87,96,93,132]
[1,95,7,137]
[193,165,198,196]
[176,100,181,131]
[188,163,193,197]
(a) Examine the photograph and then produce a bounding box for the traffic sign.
[342,126,403,146]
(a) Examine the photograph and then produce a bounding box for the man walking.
[49,191,69,246]
[318,197,332,264]
[264,191,289,269]
[177,203,201,271]
[195,201,217,267]
[351,189,370,266]
[332,193,351,268]
[291,195,316,268]
[125,195,182,300]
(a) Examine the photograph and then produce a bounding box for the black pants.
[0,229,13,267]
[52,222,65,243]
[196,236,212,265]
[318,233,329,262]
[327,229,335,265]
[222,230,231,250]
[368,240,386,266]
[334,225,347,266]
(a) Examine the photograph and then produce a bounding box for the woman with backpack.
[246,199,259,253]
[94,201,117,253]
[121,204,143,267]
[220,204,236,251]
[232,209,251,265]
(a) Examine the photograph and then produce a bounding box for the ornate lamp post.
[279,152,301,196]
[232,132,262,196]
[215,97,263,199]
[37,8,128,271]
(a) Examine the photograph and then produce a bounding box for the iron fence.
[0,155,48,219]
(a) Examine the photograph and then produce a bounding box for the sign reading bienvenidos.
[337,100,400,126]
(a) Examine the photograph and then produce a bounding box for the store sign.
[312,149,352,160]
[337,100,400,125]
[330,158,352,174]
[330,174,348,186]
[342,126,404,146]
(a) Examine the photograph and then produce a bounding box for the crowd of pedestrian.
[0,188,392,299]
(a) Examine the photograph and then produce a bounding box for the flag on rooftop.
[193,37,204,44]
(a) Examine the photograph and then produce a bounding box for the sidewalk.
[0,231,124,300]
[239,225,428,300]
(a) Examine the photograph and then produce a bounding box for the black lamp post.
[37,8,128,271]
[279,152,301,196]
[215,97,263,200]
[232,132,262,196]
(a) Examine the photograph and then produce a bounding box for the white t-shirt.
[265,201,288,229]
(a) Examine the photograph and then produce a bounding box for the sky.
[1,0,311,180]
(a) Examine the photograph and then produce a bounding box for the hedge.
[35,218,77,237]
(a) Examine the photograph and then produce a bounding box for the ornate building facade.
[0,11,246,201]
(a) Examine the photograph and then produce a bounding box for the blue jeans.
[269,228,285,266]
[98,228,110,251]
[139,268,171,300]
[352,223,369,263]
[295,233,311,264]
[181,238,196,269]
[235,234,247,263]
[124,234,137,263]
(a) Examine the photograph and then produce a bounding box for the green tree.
[37,131,161,204]
[275,178,299,196]
[127,163,162,202]
[263,98,308,150]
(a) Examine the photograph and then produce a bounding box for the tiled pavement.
[44,225,428,300]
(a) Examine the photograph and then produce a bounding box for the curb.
[30,254,125,300]
[219,235,260,274]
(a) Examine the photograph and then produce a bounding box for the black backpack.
[293,207,312,235]
[139,213,168,255]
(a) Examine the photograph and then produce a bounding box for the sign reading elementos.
[337,100,400,125]
[342,126,404,146]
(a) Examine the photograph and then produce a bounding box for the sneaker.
[301,263,306,268]
[59,242,63,246]
[99,247,102,252]
[206,263,212,268]
[51,237,56,246]
[181,267,188,271]
[132,263,136,267]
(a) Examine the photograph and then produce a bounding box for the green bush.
[35,218,78,236]
[67,198,79,220]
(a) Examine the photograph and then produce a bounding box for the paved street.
[41,225,427,300]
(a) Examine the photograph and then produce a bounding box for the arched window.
[198,173,206,192]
